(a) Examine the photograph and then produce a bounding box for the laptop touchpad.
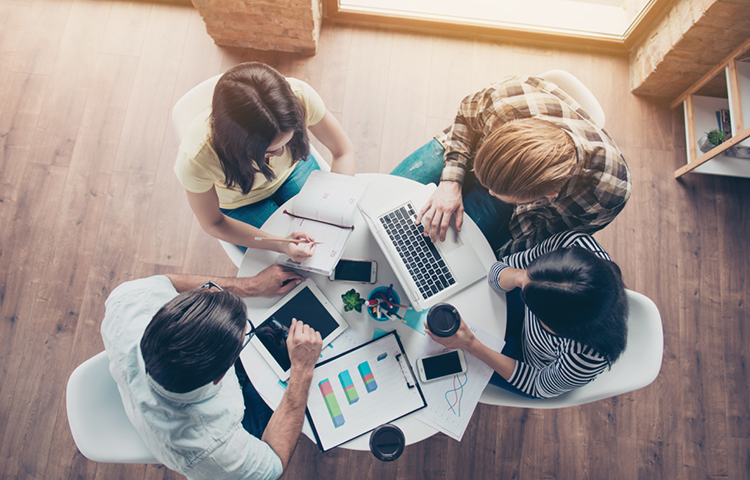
[436,227,463,254]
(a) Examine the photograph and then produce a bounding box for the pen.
[373,295,412,310]
[253,237,323,245]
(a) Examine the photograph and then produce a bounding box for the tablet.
[248,279,349,380]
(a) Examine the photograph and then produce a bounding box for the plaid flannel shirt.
[436,75,631,256]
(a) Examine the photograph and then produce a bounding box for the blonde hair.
[473,118,576,202]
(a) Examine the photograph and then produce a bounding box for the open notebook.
[276,171,369,276]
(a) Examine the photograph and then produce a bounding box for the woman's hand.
[425,318,478,354]
[283,230,317,262]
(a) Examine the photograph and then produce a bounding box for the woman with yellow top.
[174,62,356,262]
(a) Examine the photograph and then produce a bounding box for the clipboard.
[304,331,426,452]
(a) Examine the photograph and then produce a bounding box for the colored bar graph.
[357,361,378,393]
[338,370,359,404]
[318,379,345,428]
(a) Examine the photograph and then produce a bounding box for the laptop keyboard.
[379,204,456,299]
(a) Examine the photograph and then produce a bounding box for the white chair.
[66,352,159,464]
[538,69,606,127]
[171,74,331,268]
[479,289,663,408]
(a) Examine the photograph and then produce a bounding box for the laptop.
[358,183,486,312]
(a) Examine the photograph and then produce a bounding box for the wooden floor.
[1,1,749,479]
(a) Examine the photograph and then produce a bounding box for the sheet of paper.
[292,171,370,227]
[411,323,504,441]
[277,216,352,275]
[306,333,425,451]
[319,328,366,362]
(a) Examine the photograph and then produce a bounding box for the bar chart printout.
[358,361,378,393]
[338,370,360,404]
[306,332,426,451]
[319,379,345,428]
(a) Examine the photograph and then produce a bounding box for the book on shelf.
[716,109,731,135]
[276,171,369,276]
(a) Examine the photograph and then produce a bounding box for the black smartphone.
[328,259,378,284]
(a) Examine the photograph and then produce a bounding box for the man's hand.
[261,318,322,470]
[242,265,304,298]
[283,230,317,262]
[415,181,464,243]
[286,318,322,373]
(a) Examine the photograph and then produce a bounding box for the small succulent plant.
[341,289,365,313]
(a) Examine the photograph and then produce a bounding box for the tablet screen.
[251,286,341,371]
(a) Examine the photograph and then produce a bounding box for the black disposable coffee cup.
[426,303,460,337]
[369,424,405,461]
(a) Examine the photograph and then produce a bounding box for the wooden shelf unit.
[671,37,750,179]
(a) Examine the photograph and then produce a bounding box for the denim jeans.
[390,139,514,254]
[220,155,321,229]
[234,361,274,439]
[487,288,536,398]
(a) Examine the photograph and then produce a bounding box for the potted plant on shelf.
[698,128,727,153]
[698,129,750,159]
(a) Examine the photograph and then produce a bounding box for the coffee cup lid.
[427,303,460,337]
[369,424,405,461]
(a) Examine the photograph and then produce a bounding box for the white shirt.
[101,275,283,480]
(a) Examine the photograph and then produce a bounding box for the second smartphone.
[328,259,378,284]
[417,350,468,383]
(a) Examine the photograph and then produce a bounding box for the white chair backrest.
[172,74,222,143]
[66,351,159,464]
[538,69,606,127]
[479,289,663,408]
[171,74,331,268]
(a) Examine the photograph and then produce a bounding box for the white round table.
[238,173,506,450]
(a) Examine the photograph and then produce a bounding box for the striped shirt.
[487,231,611,398]
[437,75,631,256]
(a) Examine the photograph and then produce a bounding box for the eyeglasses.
[242,320,256,350]
[199,280,223,291]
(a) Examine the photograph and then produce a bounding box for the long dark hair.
[140,289,247,393]
[211,62,310,195]
[521,247,628,364]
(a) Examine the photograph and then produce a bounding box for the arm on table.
[308,110,356,176]
[416,88,493,243]
[262,318,322,470]
[164,265,304,297]
[426,318,516,381]
[185,187,316,262]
